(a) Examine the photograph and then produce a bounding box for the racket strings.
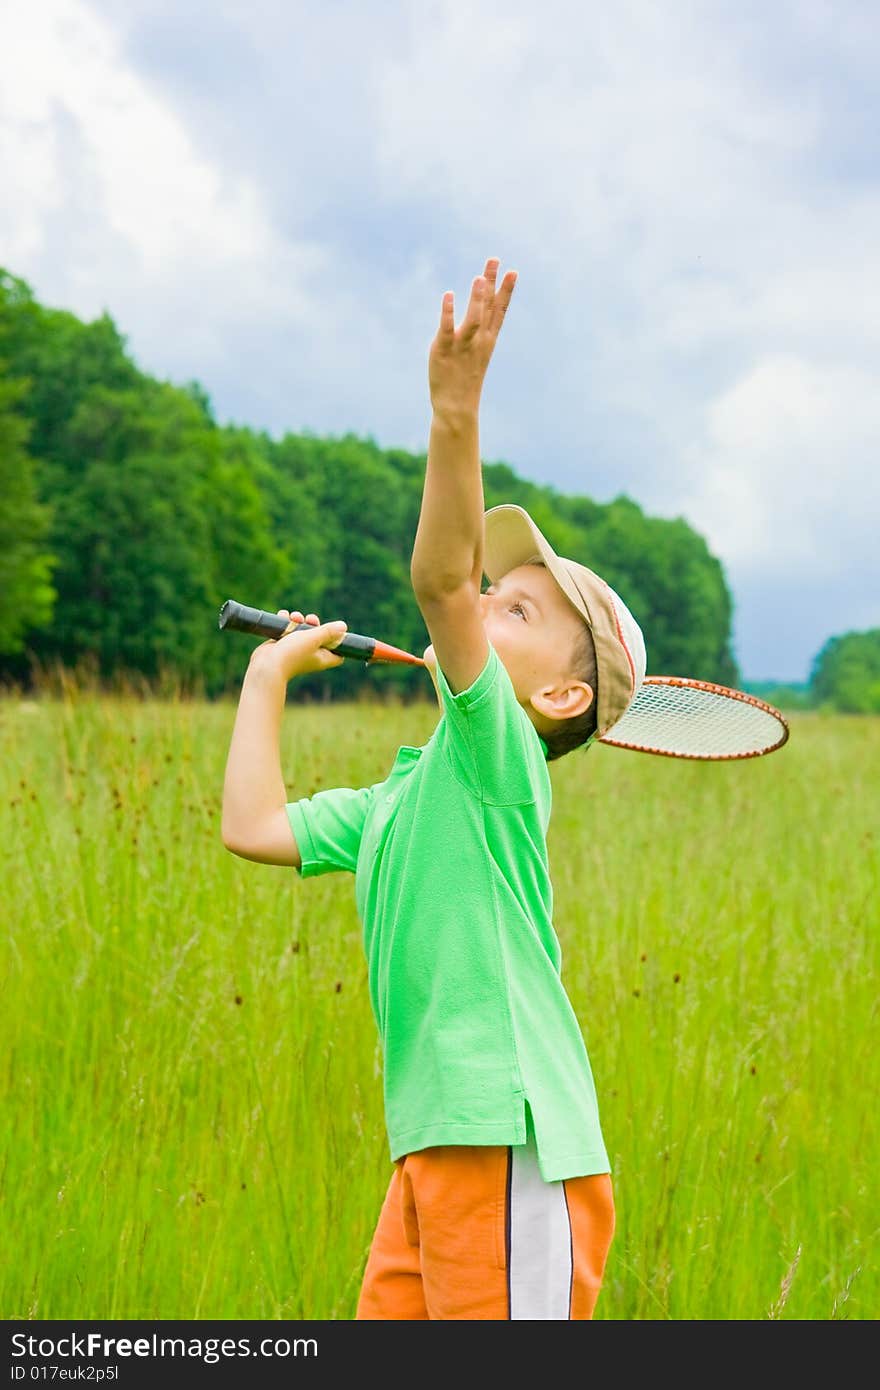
[600,680,788,758]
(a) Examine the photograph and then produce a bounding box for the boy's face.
[422,564,594,732]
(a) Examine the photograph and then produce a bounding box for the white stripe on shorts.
[508,1127,572,1320]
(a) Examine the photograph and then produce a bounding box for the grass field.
[1,683,877,1320]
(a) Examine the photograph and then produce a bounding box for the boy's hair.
[525,560,598,761]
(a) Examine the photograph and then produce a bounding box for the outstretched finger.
[460,275,486,339]
[439,291,455,337]
[489,269,517,334]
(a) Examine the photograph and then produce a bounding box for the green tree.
[809,630,880,713]
[266,432,430,701]
[0,373,56,653]
[0,270,141,473]
[22,382,287,692]
[0,267,742,700]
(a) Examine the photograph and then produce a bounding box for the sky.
[2,0,879,682]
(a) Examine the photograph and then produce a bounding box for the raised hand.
[428,257,517,418]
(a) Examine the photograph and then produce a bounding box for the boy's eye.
[484,586,526,619]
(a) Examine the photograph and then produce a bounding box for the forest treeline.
[4,265,868,710]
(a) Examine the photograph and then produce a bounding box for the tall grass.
[1,681,877,1320]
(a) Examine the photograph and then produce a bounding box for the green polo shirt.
[286,641,610,1182]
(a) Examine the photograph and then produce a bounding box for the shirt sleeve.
[434,640,542,806]
[286,784,376,878]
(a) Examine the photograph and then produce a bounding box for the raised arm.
[221,610,348,865]
[410,257,517,599]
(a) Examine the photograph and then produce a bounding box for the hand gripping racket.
[218,598,427,668]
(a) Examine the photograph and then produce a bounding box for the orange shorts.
[356,1135,614,1321]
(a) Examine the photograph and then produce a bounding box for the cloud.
[675,355,879,574]
[0,0,330,382]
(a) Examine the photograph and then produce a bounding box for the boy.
[221,258,647,1320]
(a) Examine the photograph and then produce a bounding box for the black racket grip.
[218,599,289,637]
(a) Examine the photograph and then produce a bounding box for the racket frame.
[597,675,791,760]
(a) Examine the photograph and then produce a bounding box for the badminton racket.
[598,677,790,760]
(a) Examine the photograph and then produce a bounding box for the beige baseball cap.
[483,503,647,740]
